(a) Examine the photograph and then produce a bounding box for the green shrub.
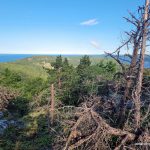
[7,97,29,117]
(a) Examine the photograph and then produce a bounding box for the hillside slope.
[0,55,107,80]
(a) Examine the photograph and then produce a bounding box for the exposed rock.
[0,117,25,135]
[0,119,8,134]
[42,61,54,70]
[0,112,3,118]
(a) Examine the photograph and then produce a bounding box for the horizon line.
[0,53,105,55]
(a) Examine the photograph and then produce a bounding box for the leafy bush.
[22,77,47,99]
[0,68,22,88]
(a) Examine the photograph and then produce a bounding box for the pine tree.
[53,55,63,70]
[77,55,91,74]
[63,58,69,67]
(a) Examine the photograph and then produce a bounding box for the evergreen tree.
[75,55,92,99]
[63,58,69,68]
[79,55,91,67]
[53,55,63,70]
[77,55,91,74]
[105,61,116,73]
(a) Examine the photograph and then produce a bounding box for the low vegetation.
[0,0,150,149]
[0,54,122,149]
[0,53,150,149]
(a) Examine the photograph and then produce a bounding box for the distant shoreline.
[0,54,149,68]
[0,53,104,55]
[0,54,105,63]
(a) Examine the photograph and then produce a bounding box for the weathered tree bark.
[124,46,139,100]
[64,105,150,150]
[124,6,148,100]
[133,0,149,128]
[117,41,141,128]
[117,0,149,128]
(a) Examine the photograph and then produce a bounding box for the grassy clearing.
[0,62,48,80]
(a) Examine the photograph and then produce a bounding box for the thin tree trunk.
[50,84,55,126]
[133,0,149,128]
[124,46,139,100]
[118,43,140,128]
[118,0,149,128]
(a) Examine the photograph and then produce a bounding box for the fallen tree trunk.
[63,102,150,150]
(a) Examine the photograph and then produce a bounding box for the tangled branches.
[63,96,150,150]
[0,86,18,111]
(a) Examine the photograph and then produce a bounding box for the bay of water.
[0,54,36,62]
[0,54,149,68]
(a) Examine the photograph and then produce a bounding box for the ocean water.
[0,54,149,68]
[0,54,102,63]
[0,54,80,62]
[0,54,36,62]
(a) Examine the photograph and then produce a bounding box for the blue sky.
[0,0,144,54]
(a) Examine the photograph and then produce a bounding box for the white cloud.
[80,18,99,26]
[90,40,100,49]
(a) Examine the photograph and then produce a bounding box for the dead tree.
[63,96,150,150]
[50,84,55,126]
[132,0,150,128]
[105,0,150,128]
[0,86,18,111]
[124,12,143,100]
[62,1,150,149]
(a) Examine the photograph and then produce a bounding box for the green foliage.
[0,61,48,80]
[48,57,80,105]
[77,55,91,74]
[144,68,150,77]
[22,77,47,99]
[0,68,47,100]
[58,56,95,105]
[77,55,92,86]
[47,56,118,105]
[0,132,16,150]
[52,55,63,69]
[96,60,117,79]
[1,113,53,150]
[8,97,29,117]
[105,61,117,72]
[0,55,120,150]
[63,57,69,68]
[58,65,80,105]
[0,68,22,88]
